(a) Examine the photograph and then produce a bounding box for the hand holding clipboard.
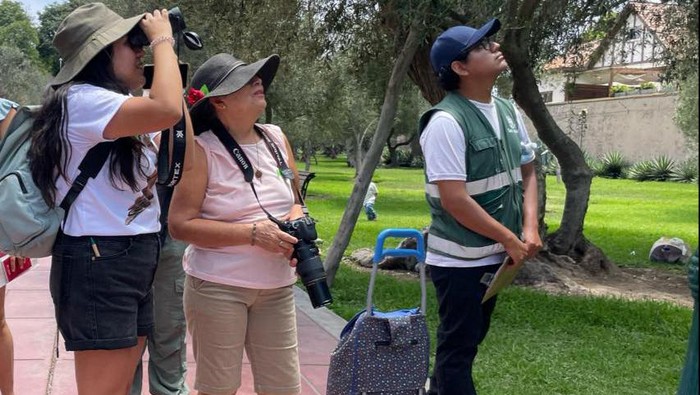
[481,255,523,303]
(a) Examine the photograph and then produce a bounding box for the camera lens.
[295,245,332,308]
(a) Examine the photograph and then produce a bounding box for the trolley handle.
[367,228,427,316]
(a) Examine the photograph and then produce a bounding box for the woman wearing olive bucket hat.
[169,53,302,395]
[27,3,194,394]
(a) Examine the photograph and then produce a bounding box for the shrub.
[535,143,558,175]
[597,151,629,179]
[639,81,655,90]
[628,160,655,181]
[629,156,677,181]
[411,155,424,168]
[543,160,559,175]
[583,151,601,175]
[649,156,677,181]
[610,84,632,95]
[671,159,698,183]
[674,70,698,154]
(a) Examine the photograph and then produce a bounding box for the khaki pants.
[184,276,300,395]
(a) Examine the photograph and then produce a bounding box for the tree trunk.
[408,41,444,105]
[303,140,312,171]
[501,4,613,273]
[354,133,363,176]
[323,17,424,286]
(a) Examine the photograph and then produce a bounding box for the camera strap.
[210,121,309,223]
[156,103,187,187]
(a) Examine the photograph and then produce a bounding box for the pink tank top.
[183,124,297,289]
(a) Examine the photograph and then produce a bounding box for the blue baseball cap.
[430,18,501,77]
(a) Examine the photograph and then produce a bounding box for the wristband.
[250,222,257,246]
[149,36,175,50]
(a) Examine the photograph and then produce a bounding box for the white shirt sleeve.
[67,85,130,146]
[0,98,19,121]
[419,111,467,182]
[514,107,536,165]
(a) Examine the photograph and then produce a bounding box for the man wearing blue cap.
[418,18,542,394]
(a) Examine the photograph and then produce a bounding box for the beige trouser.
[184,275,300,395]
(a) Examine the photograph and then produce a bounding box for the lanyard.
[257,125,296,181]
[210,120,309,219]
[156,103,187,187]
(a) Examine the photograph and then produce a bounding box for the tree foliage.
[0,45,49,105]
[36,0,91,74]
[674,69,699,156]
[662,0,699,157]
[0,0,43,68]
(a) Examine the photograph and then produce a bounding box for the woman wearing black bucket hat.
[27,3,194,394]
[169,53,302,394]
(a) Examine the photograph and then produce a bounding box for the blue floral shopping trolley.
[327,228,429,394]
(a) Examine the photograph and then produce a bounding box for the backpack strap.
[59,142,113,213]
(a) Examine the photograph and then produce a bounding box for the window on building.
[540,91,553,103]
[627,27,642,40]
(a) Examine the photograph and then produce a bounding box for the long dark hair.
[29,46,148,207]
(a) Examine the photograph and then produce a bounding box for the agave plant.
[671,159,698,183]
[598,151,629,179]
[628,160,655,181]
[582,150,601,175]
[649,155,677,181]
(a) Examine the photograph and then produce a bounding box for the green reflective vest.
[418,92,523,260]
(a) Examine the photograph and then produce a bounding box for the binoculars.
[128,7,202,51]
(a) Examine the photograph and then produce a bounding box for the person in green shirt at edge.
[418,18,542,394]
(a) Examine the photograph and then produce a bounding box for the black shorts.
[50,231,160,351]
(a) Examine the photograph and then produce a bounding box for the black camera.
[129,7,202,90]
[278,216,333,309]
[127,7,202,50]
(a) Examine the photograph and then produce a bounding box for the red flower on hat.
[186,87,205,106]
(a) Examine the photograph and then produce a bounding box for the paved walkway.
[5,258,347,394]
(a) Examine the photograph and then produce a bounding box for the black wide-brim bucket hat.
[51,2,145,87]
[187,53,280,134]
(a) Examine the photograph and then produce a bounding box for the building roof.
[545,1,679,72]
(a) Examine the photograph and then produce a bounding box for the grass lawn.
[545,176,699,267]
[301,156,696,394]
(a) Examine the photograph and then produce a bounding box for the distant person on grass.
[364,180,378,221]
[418,18,542,395]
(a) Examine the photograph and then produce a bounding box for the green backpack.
[0,106,111,257]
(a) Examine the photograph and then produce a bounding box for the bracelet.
[250,223,257,246]
[149,36,175,50]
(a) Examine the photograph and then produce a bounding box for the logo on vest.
[505,116,518,134]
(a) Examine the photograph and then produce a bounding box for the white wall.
[538,73,567,103]
[521,93,690,162]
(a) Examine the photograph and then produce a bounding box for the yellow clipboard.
[481,256,522,303]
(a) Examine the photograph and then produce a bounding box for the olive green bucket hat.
[186,53,280,134]
[51,2,145,87]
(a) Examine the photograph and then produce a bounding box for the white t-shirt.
[55,84,160,236]
[364,182,378,205]
[419,98,535,268]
